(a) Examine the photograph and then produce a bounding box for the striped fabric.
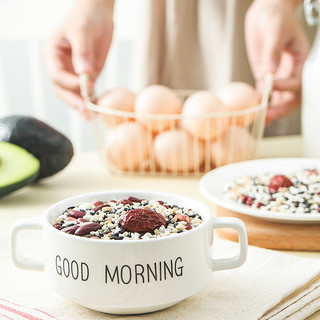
[0,298,59,320]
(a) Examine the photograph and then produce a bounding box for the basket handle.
[80,72,273,107]
[80,73,93,103]
[260,72,273,109]
[79,71,273,119]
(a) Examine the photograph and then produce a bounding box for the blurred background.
[0,0,142,151]
[0,0,315,152]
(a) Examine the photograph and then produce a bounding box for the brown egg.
[97,88,135,127]
[106,122,149,171]
[154,128,205,173]
[215,82,261,127]
[182,91,228,141]
[210,126,254,167]
[134,85,182,134]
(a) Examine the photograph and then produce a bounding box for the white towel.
[1,232,320,320]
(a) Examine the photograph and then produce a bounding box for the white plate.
[199,158,320,224]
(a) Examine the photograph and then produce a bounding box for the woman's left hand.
[245,0,310,124]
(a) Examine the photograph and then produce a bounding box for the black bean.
[62,222,75,228]
[104,227,112,234]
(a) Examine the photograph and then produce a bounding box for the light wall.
[0,0,140,151]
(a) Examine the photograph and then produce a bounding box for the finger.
[272,77,300,91]
[54,85,90,120]
[43,38,80,91]
[68,29,95,76]
[265,91,299,124]
[261,31,284,76]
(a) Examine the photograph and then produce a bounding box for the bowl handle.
[10,218,44,271]
[210,217,248,271]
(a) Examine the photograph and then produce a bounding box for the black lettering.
[135,264,145,284]
[54,255,89,281]
[55,255,62,276]
[81,263,89,281]
[147,263,157,282]
[71,260,79,280]
[104,257,184,286]
[175,257,183,276]
[105,265,119,284]
[120,265,132,284]
[164,260,174,280]
[63,258,70,277]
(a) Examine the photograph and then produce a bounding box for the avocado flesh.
[0,141,40,197]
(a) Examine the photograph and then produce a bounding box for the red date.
[120,208,166,233]
[269,175,293,193]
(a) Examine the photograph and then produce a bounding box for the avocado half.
[0,115,74,179]
[0,141,40,197]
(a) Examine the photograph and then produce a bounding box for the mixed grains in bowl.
[52,196,203,240]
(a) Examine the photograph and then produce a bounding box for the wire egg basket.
[81,74,273,176]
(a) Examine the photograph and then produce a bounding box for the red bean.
[93,204,110,212]
[68,209,85,219]
[175,214,190,223]
[61,225,79,234]
[75,222,100,236]
[127,196,143,203]
[118,199,133,205]
[93,200,105,207]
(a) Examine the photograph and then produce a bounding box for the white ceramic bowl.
[11,190,247,314]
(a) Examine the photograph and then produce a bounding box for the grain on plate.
[224,169,320,214]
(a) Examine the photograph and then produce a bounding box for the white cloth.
[1,232,320,320]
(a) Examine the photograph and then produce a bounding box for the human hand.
[245,0,309,124]
[43,0,114,119]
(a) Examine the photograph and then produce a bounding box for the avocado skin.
[0,115,74,179]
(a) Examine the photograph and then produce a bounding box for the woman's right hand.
[43,0,115,119]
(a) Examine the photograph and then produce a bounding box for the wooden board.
[214,206,320,251]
